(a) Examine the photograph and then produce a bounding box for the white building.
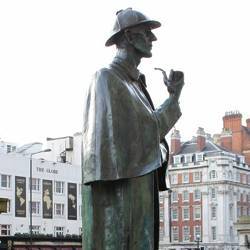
[160,128,250,250]
[0,134,82,237]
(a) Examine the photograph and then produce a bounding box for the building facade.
[160,127,250,250]
[0,134,82,238]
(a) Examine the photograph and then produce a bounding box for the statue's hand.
[155,68,184,100]
[165,70,184,100]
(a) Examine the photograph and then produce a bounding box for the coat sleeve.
[154,95,182,140]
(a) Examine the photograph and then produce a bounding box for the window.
[1,175,11,188]
[230,226,234,239]
[211,226,216,240]
[160,207,164,221]
[183,207,189,220]
[196,153,203,162]
[194,189,201,200]
[211,206,217,219]
[228,171,233,180]
[31,225,40,235]
[185,154,193,163]
[229,204,233,220]
[194,172,201,182]
[183,191,189,202]
[173,156,181,164]
[209,170,217,179]
[1,200,11,214]
[183,173,189,183]
[237,206,241,217]
[54,181,64,194]
[6,145,11,153]
[172,208,178,220]
[236,172,240,182]
[54,203,65,217]
[237,192,240,202]
[171,174,177,184]
[211,188,216,199]
[31,178,40,191]
[183,226,190,241]
[242,175,247,184]
[0,225,11,236]
[194,206,201,220]
[172,191,178,202]
[194,226,201,240]
[248,193,250,202]
[31,201,40,215]
[242,207,247,216]
[172,227,179,242]
[54,226,64,236]
[243,192,247,202]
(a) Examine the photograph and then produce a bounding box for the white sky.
[1,0,250,146]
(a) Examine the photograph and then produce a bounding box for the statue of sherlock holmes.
[82,8,184,250]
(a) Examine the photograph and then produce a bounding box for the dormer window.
[173,155,181,164]
[196,153,204,162]
[185,154,193,163]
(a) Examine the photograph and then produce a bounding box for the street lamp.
[29,149,51,247]
[194,234,201,250]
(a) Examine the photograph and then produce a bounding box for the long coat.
[82,57,182,250]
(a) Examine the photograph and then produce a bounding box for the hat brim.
[105,20,161,47]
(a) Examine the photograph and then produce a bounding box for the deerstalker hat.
[105,8,161,47]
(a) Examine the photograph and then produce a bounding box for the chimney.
[197,127,206,151]
[223,111,243,153]
[223,111,242,132]
[220,128,232,151]
[171,129,181,155]
[246,119,250,129]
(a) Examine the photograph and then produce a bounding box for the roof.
[16,142,42,153]
[176,140,221,155]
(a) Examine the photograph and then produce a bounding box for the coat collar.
[111,56,141,81]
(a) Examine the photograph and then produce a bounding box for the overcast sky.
[1,0,250,146]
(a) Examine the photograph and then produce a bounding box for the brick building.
[159,125,250,250]
[218,111,250,164]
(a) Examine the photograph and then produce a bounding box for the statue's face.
[129,24,157,58]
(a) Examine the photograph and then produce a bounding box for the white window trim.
[185,154,193,164]
[183,173,189,183]
[0,174,11,189]
[196,153,204,162]
[172,191,178,203]
[183,191,189,202]
[54,203,65,217]
[172,208,178,221]
[193,206,201,220]
[211,206,217,220]
[183,226,190,242]
[54,226,64,236]
[172,227,179,242]
[182,207,190,220]
[194,172,201,182]
[173,155,181,164]
[54,181,65,195]
[31,201,40,216]
[194,189,201,201]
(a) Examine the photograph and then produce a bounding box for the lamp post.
[29,149,51,248]
[194,234,201,250]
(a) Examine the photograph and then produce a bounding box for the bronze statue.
[82,8,184,250]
